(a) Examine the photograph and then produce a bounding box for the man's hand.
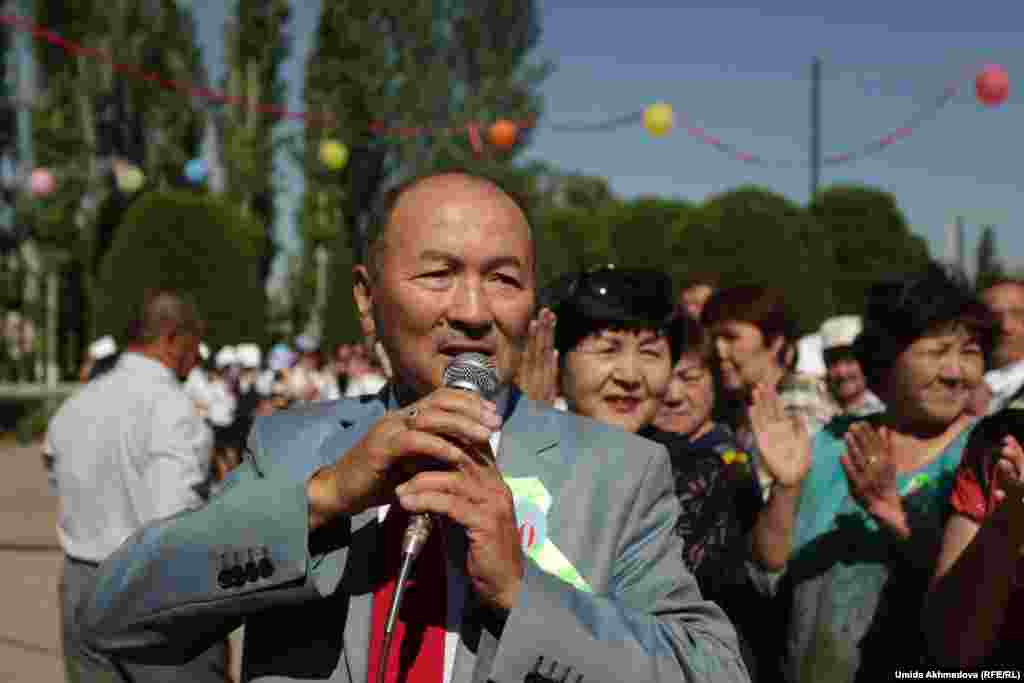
[515,308,559,405]
[307,388,502,528]
[395,442,524,611]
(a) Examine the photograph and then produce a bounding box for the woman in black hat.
[520,265,764,678]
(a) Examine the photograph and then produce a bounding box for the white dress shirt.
[46,352,213,563]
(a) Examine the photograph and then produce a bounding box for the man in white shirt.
[47,291,226,683]
[819,315,884,417]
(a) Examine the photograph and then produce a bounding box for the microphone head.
[442,352,500,398]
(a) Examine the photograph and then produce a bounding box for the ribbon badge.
[504,476,592,593]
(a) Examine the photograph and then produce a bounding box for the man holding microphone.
[78,172,747,683]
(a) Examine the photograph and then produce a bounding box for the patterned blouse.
[639,424,763,594]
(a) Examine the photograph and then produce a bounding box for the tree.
[675,186,835,333]
[220,0,291,286]
[306,0,552,342]
[975,224,1004,292]
[809,185,931,316]
[95,191,267,350]
[32,1,207,361]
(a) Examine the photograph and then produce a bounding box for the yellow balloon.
[115,163,145,194]
[643,102,675,137]
[319,140,349,171]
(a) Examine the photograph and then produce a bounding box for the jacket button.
[258,557,274,579]
[245,561,259,583]
[218,569,233,589]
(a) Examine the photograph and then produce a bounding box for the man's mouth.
[439,343,496,358]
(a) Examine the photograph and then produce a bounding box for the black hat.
[552,266,677,357]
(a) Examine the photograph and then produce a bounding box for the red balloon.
[976,65,1009,107]
[487,119,519,150]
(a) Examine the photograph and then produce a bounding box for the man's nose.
[447,278,493,334]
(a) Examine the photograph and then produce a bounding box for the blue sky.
[192,1,1024,285]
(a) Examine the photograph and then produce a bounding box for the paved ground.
[0,439,64,683]
[0,441,242,683]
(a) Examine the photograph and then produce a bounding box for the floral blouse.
[640,424,763,595]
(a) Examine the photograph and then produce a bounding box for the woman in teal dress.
[753,263,995,683]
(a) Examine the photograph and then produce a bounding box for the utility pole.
[810,56,822,201]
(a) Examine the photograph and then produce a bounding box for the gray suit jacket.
[78,388,749,683]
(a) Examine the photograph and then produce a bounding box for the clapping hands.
[749,383,812,489]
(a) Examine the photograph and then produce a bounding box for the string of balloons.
[0,12,1010,196]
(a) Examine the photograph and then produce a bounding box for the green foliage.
[530,179,931,336]
[809,184,930,315]
[15,398,62,445]
[324,230,362,350]
[303,0,551,246]
[295,0,551,340]
[95,191,267,349]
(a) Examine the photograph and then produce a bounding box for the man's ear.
[353,264,376,340]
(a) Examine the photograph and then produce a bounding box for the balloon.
[184,158,208,184]
[114,162,145,194]
[28,168,55,197]
[976,65,1009,107]
[643,102,675,137]
[487,119,519,150]
[319,140,349,170]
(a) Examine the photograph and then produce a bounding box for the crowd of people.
[41,171,1024,683]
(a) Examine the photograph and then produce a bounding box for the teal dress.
[779,415,972,683]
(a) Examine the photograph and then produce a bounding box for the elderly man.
[47,291,223,682]
[819,315,884,417]
[77,172,748,683]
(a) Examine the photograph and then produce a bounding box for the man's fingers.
[408,407,497,446]
[396,472,499,529]
[391,429,477,471]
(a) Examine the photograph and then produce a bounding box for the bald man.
[47,291,222,683]
[78,173,748,683]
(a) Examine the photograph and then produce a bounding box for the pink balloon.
[976,65,1010,107]
[29,168,55,197]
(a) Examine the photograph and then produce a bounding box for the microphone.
[399,352,500,560]
[378,353,499,683]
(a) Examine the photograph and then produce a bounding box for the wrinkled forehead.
[385,186,533,264]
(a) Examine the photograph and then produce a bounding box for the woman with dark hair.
[550,266,679,434]
[702,285,838,447]
[519,267,766,677]
[653,314,767,680]
[755,262,994,682]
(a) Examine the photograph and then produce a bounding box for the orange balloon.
[976,65,1010,107]
[488,119,519,150]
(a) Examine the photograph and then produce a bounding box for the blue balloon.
[184,158,208,184]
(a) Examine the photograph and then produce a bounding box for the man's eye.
[493,273,521,286]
